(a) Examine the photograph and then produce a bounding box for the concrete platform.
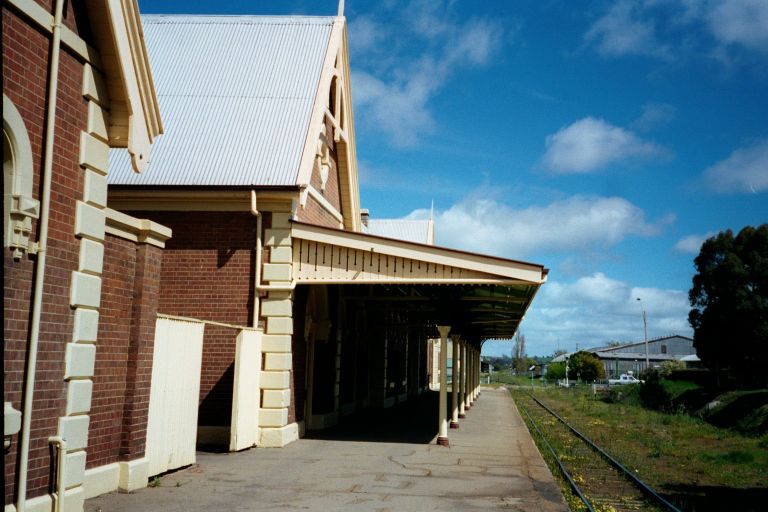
[85,387,567,511]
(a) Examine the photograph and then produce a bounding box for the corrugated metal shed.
[363,219,433,245]
[108,15,335,186]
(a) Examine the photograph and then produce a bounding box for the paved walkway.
[86,388,568,511]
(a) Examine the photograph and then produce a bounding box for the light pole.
[636,297,649,372]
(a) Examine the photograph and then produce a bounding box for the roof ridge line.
[142,14,338,24]
[157,94,311,100]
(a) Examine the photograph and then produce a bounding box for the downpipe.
[17,0,64,509]
[48,436,67,512]
[250,190,296,330]
[250,190,261,328]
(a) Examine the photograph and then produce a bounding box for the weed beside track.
[505,384,768,511]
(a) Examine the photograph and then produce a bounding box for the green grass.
[486,371,545,387]
[510,386,768,491]
[661,379,700,399]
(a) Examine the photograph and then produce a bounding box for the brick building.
[4,1,162,510]
[106,12,547,452]
[5,6,547,512]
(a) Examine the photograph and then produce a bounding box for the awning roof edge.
[290,221,548,285]
[290,221,547,340]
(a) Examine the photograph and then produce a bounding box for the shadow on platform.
[304,391,441,444]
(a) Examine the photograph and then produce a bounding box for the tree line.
[689,224,767,388]
[483,224,766,390]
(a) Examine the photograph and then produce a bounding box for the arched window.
[3,94,39,260]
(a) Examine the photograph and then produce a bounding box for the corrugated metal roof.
[108,15,335,186]
[363,219,433,245]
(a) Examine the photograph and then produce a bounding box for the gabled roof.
[592,334,693,353]
[591,351,683,361]
[551,334,695,362]
[7,0,162,171]
[108,15,337,186]
[363,219,435,245]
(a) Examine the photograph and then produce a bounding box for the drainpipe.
[17,0,64,510]
[250,190,261,328]
[251,190,297,295]
[48,436,67,512]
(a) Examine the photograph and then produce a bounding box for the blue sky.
[140,1,768,357]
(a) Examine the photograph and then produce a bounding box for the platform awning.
[290,221,548,340]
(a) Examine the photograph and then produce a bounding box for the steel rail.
[518,404,595,512]
[527,393,682,512]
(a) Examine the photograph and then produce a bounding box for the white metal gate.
[229,328,262,451]
[145,316,205,477]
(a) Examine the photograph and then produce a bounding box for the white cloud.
[585,0,671,59]
[351,4,503,147]
[352,70,435,147]
[407,0,453,39]
[499,273,692,357]
[544,276,689,317]
[552,272,630,305]
[444,19,502,66]
[631,102,677,131]
[703,138,768,193]
[347,15,387,53]
[585,0,768,62]
[357,159,465,195]
[708,0,768,54]
[674,232,716,253]
[542,117,666,173]
[406,193,665,258]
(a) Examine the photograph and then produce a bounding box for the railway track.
[516,391,683,512]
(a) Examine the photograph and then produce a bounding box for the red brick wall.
[88,237,162,469]
[298,114,345,229]
[309,117,342,213]
[31,0,96,37]
[3,7,89,503]
[289,287,309,424]
[129,211,256,430]
[87,236,135,468]
[120,243,163,459]
[299,195,342,229]
[133,211,255,326]
[198,325,238,427]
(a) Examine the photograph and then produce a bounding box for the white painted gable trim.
[105,0,163,172]
[294,19,361,231]
[295,18,344,188]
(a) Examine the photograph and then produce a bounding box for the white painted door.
[146,316,205,477]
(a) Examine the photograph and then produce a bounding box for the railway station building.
[4,8,547,511]
[4,0,163,510]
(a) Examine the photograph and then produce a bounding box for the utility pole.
[636,297,649,371]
